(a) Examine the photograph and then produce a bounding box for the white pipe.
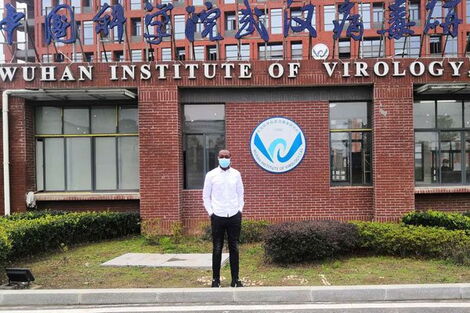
[3,89,38,216]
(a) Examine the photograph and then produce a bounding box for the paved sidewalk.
[0,284,468,307]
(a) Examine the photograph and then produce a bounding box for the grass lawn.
[5,235,470,289]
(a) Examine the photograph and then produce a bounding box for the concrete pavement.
[0,284,468,308]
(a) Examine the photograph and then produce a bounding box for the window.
[42,0,52,15]
[176,47,186,60]
[338,39,350,58]
[394,35,420,57]
[225,12,236,31]
[330,102,372,185]
[225,44,250,60]
[430,36,442,55]
[270,9,283,34]
[130,0,141,10]
[83,21,94,45]
[207,46,217,60]
[183,104,225,189]
[324,5,335,31]
[372,3,384,28]
[290,7,316,32]
[409,0,420,25]
[101,51,112,62]
[444,36,458,57]
[131,18,142,37]
[174,15,185,40]
[467,0,470,23]
[114,50,124,62]
[414,100,470,185]
[258,43,283,60]
[42,54,52,62]
[35,105,139,191]
[359,3,371,29]
[71,0,81,14]
[194,46,204,60]
[131,50,142,62]
[291,42,302,60]
[361,38,384,58]
[162,48,171,61]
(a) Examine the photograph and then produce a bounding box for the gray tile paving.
[101,253,229,269]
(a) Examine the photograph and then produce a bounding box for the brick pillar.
[373,82,415,222]
[139,86,182,234]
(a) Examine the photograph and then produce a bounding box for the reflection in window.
[184,104,225,189]
[35,104,139,192]
[414,100,470,185]
[330,102,372,186]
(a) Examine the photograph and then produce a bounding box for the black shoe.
[211,279,221,288]
[230,279,243,287]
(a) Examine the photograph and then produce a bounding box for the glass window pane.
[330,102,369,129]
[207,134,225,171]
[66,138,92,190]
[330,132,349,182]
[36,106,62,134]
[64,107,90,134]
[36,140,44,191]
[185,134,204,189]
[464,102,470,128]
[415,132,438,184]
[91,106,116,133]
[119,106,138,133]
[95,137,117,190]
[437,100,462,129]
[45,138,65,191]
[465,131,470,183]
[440,131,462,184]
[414,101,435,128]
[184,104,225,133]
[118,137,139,189]
[351,132,372,185]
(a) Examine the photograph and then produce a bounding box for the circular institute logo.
[250,117,306,173]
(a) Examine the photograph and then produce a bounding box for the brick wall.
[37,200,139,212]
[415,194,470,213]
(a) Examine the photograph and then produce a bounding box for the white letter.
[185,64,198,79]
[121,65,136,80]
[22,66,35,82]
[204,63,217,79]
[78,65,93,81]
[173,63,181,79]
[373,61,389,77]
[392,61,406,77]
[449,61,463,77]
[60,66,75,81]
[268,63,284,79]
[323,62,338,77]
[428,61,444,77]
[40,66,56,81]
[240,63,252,79]
[110,65,118,81]
[221,63,235,79]
[410,61,425,76]
[156,64,168,79]
[0,67,17,82]
[354,62,369,77]
[140,64,151,80]
[288,62,300,78]
[342,62,351,77]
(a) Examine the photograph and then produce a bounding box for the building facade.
[1,0,470,233]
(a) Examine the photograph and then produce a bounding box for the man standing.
[203,149,244,288]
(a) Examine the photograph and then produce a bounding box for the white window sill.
[415,186,470,194]
[34,192,140,201]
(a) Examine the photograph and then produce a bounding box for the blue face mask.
[218,158,231,168]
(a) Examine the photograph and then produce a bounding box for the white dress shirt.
[202,167,244,217]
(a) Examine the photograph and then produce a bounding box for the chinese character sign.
[284,2,317,38]
[45,4,77,45]
[236,0,269,42]
[333,0,363,41]
[186,2,223,42]
[0,3,25,45]
[377,0,415,40]
[144,2,173,45]
[92,3,126,43]
[441,0,461,37]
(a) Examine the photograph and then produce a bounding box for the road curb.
[0,283,468,306]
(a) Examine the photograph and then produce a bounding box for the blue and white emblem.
[250,117,306,173]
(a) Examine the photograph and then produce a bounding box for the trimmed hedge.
[5,210,68,221]
[463,211,470,218]
[202,220,270,244]
[353,221,470,264]
[263,220,359,264]
[0,211,140,264]
[402,210,470,233]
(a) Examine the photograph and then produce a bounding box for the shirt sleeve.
[202,172,213,216]
[236,172,245,212]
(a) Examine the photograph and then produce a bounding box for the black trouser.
[211,211,242,282]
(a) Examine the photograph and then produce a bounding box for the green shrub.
[0,211,140,260]
[263,220,359,264]
[3,210,67,221]
[201,219,270,244]
[353,221,470,264]
[402,210,470,233]
[463,211,470,218]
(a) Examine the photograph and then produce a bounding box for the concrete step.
[1,302,470,313]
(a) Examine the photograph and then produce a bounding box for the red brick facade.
[0,59,469,233]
